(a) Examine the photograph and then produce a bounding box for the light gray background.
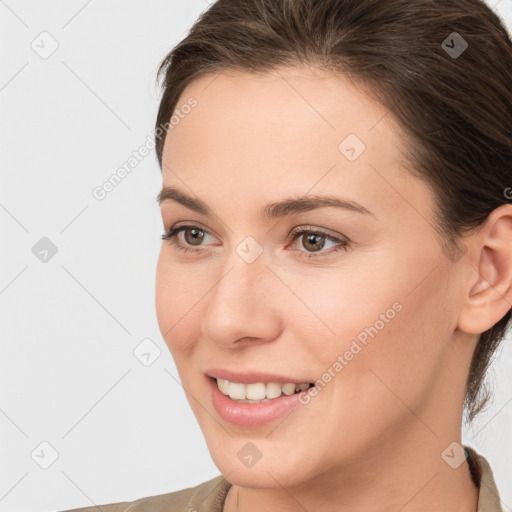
[1,1,511,511]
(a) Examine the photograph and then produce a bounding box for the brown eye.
[183,227,206,246]
[288,227,349,258]
[161,224,214,254]
[300,233,327,252]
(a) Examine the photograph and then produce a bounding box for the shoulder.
[58,474,232,512]
[464,444,503,512]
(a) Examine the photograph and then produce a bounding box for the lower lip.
[208,376,313,427]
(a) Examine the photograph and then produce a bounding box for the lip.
[207,376,313,427]
[205,368,314,385]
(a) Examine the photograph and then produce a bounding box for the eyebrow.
[156,186,375,218]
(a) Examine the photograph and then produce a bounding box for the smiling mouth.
[213,377,315,403]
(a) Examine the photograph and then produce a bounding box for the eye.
[287,226,349,258]
[161,223,216,254]
[161,223,349,258]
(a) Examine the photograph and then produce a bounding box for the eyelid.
[288,224,350,242]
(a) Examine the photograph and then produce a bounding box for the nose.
[201,248,282,348]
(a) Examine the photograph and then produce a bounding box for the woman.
[63,0,511,510]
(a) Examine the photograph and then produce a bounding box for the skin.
[155,65,512,512]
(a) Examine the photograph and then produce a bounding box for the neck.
[223,424,479,512]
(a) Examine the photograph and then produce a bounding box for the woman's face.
[155,66,469,488]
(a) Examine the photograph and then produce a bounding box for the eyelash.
[161,223,349,259]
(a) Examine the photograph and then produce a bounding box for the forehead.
[165,66,396,151]
[161,66,430,224]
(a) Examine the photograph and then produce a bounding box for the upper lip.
[205,368,313,385]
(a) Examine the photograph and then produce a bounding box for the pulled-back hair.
[154,0,512,423]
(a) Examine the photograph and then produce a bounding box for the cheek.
[322,271,452,435]
[155,252,200,356]
[155,252,172,336]
[291,251,449,399]
[281,258,401,349]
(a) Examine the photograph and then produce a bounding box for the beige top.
[60,445,503,512]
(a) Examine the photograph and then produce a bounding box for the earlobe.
[457,205,512,335]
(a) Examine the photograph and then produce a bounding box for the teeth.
[217,378,230,395]
[246,382,266,400]
[228,382,246,400]
[282,383,296,395]
[266,382,282,399]
[216,378,312,401]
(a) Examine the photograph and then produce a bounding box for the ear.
[457,204,512,335]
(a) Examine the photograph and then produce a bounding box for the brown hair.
[154,0,512,423]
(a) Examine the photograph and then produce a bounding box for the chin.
[210,445,316,489]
